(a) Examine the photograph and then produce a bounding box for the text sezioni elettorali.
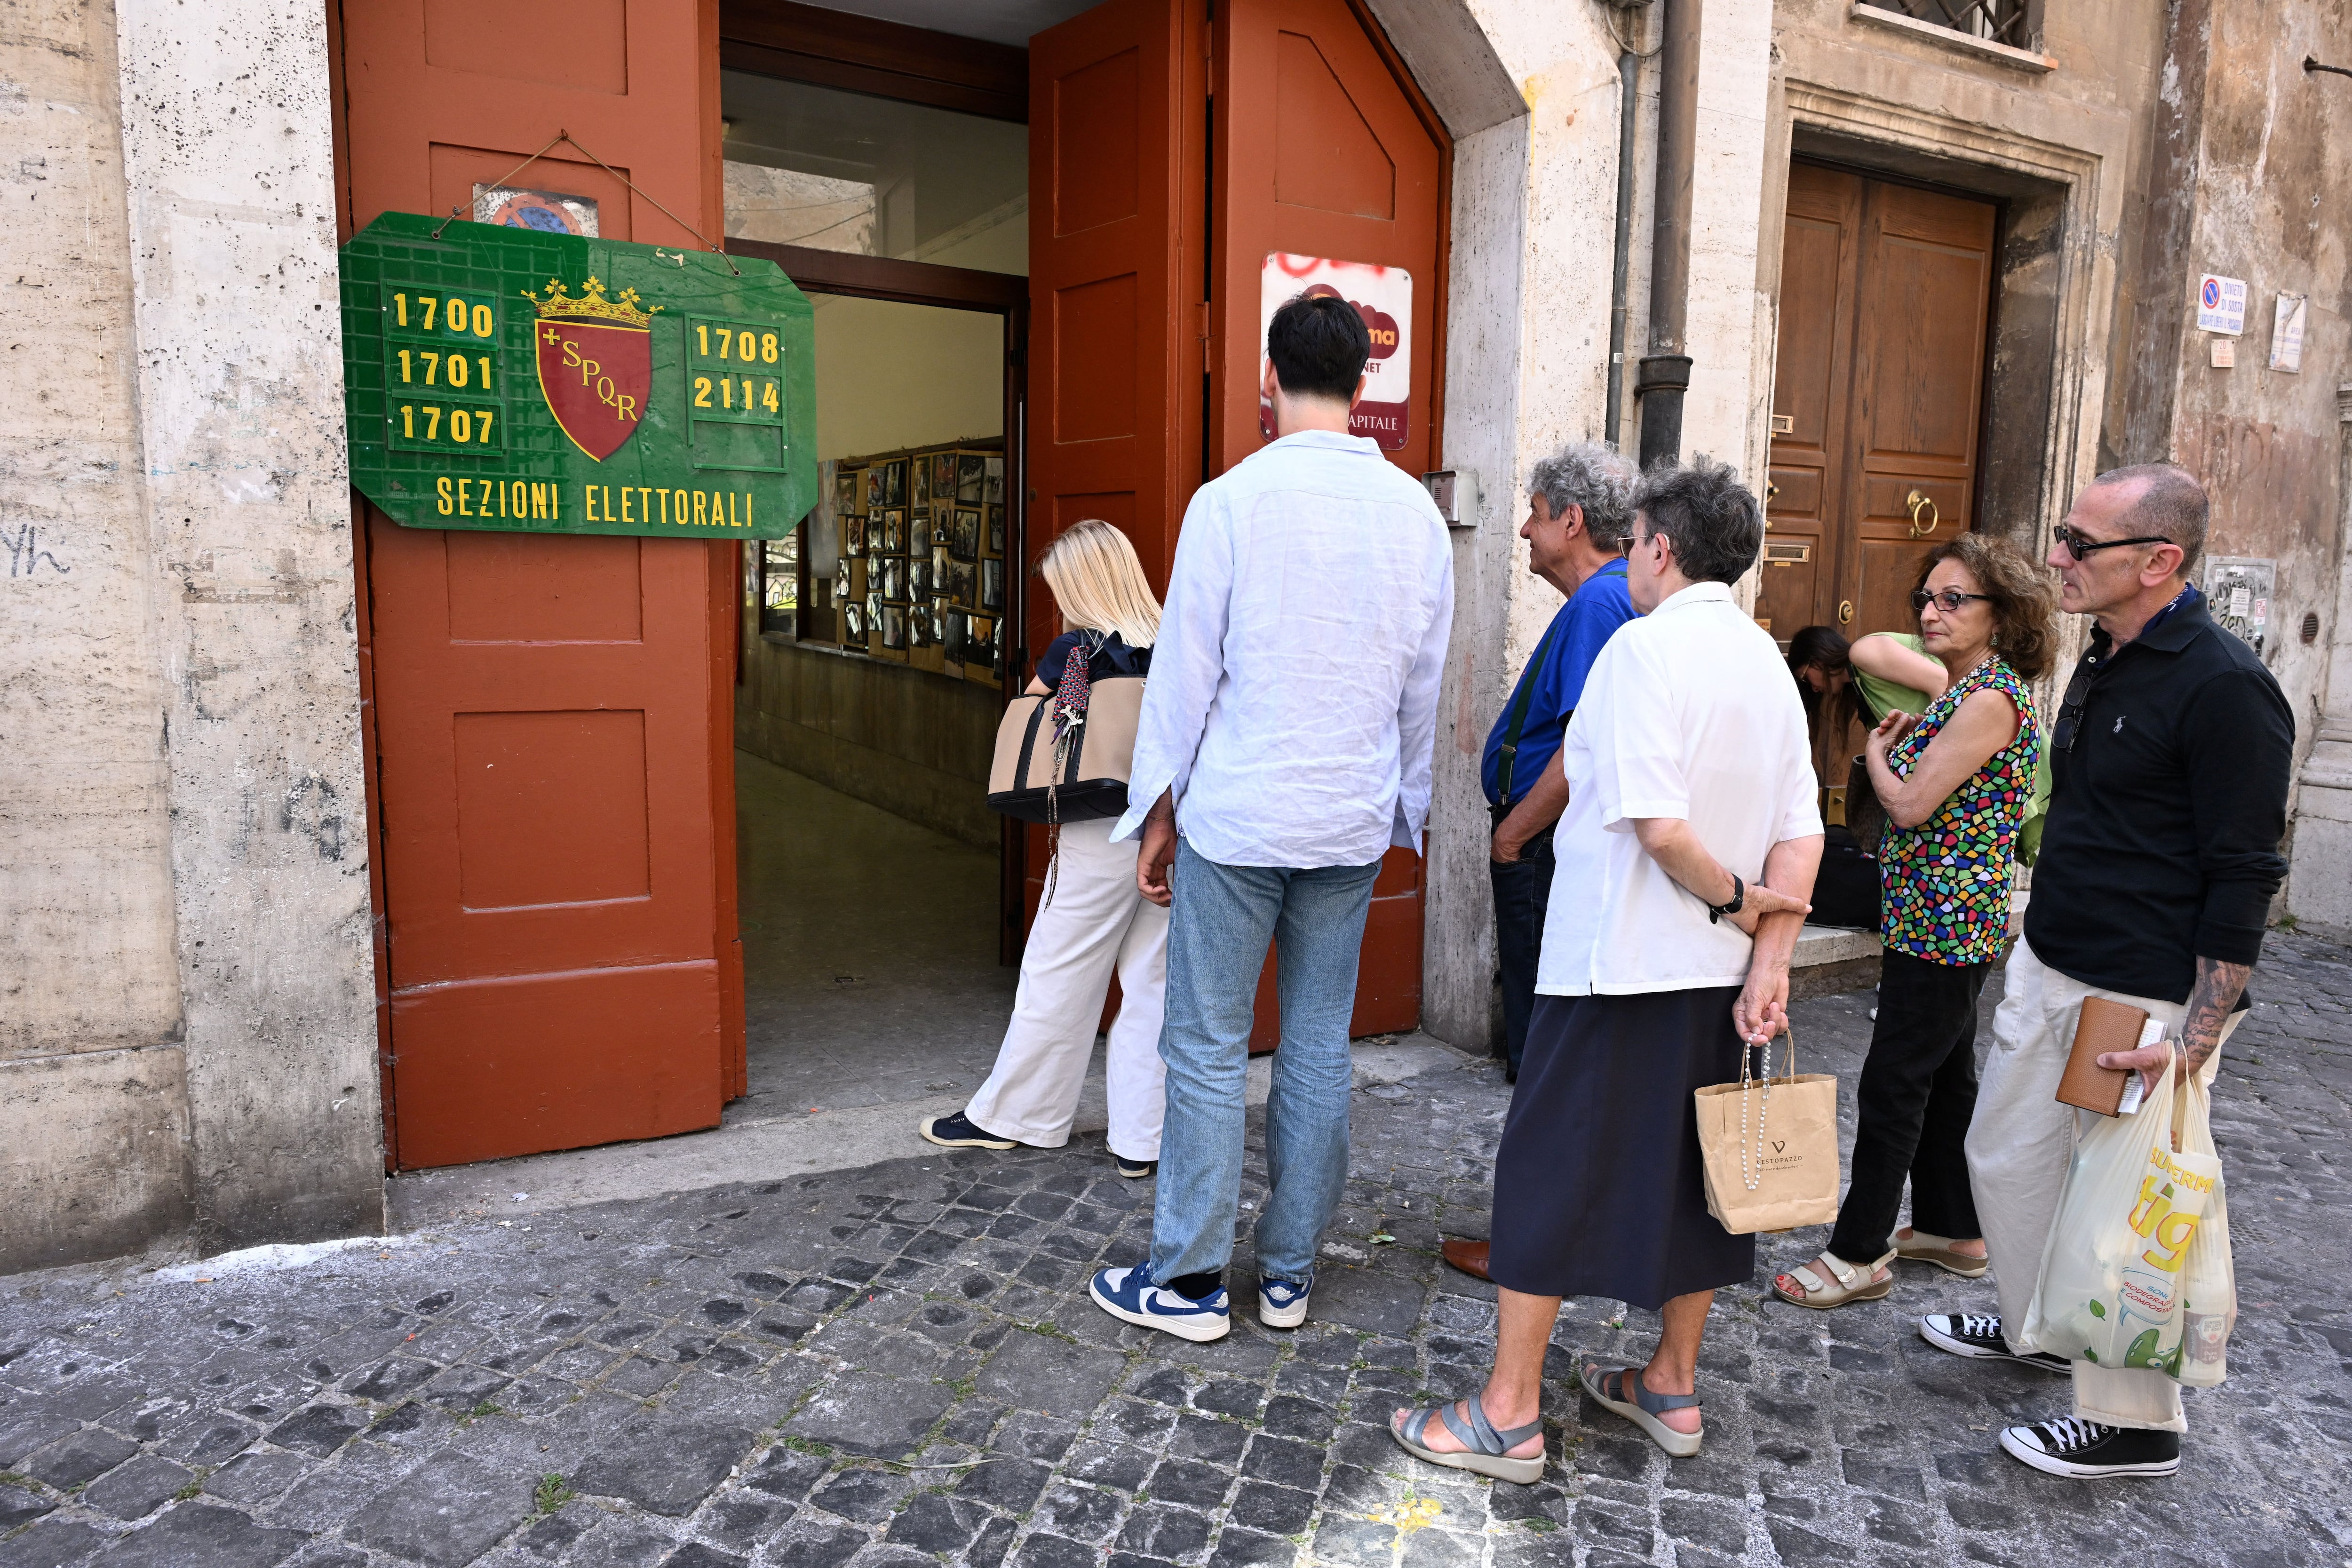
[431,478,758,529]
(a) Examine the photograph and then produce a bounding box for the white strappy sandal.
[1771,1250,1894,1310]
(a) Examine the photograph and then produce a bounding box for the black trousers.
[1486,819,1556,1076]
[1826,948,1988,1264]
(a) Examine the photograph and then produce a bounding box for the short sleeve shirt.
[1479,561,1637,806]
[1535,582,1824,996]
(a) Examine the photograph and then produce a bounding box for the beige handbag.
[1695,1028,1841,1235]
[985,674,1144,825]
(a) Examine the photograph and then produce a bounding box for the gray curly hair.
[1527,442,1637,548]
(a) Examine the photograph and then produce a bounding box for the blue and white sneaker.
[1257,1275,1312,1330]
[1089,1264,1230,1343]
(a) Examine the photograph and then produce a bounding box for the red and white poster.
[1258,254,1411,450]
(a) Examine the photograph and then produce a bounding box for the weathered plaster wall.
[2130,0,2352,922]
[111,0,382,1252]
[1371,0,1621,1051]
[0,0,191,1273]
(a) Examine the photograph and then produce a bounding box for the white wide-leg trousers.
[1967,938,2236,1433]
[964,817,1169,1161]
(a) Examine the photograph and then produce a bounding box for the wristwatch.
[1706,873,1746,925]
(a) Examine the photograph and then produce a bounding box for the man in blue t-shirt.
[1441,444,1638,1281]
[1481,443,1639,1078]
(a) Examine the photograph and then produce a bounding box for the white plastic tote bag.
[2019,1054,2223,1377]
[2173,1073,2237,1387]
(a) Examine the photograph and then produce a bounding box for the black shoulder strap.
[1496,618,1562,805]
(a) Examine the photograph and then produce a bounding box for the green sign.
[339,212,816,539]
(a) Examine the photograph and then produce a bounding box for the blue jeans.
[1149,839,1383,1285]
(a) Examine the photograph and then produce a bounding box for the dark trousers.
[1826,948,1988,1263]
[1486,819,1556,1076]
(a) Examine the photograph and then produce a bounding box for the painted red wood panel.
[340,0,742,1169]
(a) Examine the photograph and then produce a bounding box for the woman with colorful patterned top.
[1774,533,2055,1309]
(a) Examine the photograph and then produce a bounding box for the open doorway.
[721,63,1033,1121]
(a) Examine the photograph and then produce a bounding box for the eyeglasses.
[2052,523,2174,561]
[1910,589,1991,614]
[2052,661,2096,753]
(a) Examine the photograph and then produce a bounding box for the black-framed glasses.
[1911,589,1991,614]
[2052,662,2096,753]
[2052,523,2173,561]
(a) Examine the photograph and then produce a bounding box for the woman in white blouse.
[1391,458,1823,1481]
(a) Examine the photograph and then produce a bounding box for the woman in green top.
[1788,624,1949,747]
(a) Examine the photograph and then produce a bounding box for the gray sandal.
[1578,1361,1703,1457]
[1389,1393,1546,1484]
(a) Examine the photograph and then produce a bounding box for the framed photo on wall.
[912,460,929,506]
[986,505,1005,556]
[944,606,969,664]
[980,556,1004,611]
[881,509,906,554]
[985,456,1004,507]
[881,605,907,650]
[881,557,906,600]
[842,600,865,642]
[910,512,933,557]
[835,469,861,516]
[951,509,980,561]
[865,468,883,511]
[882,460,906,508]
[966,614,995,676]
[957,452,985,505]
[931,452,957,499]
[910,558,933,597]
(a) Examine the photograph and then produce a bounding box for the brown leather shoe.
[1441,1238,1492,1281]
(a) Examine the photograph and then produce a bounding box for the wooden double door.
[1762,165,1997,781]
[1027,0,1448,1048]
[344,0,1449,1168]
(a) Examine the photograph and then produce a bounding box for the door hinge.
[1198,302,1211,374]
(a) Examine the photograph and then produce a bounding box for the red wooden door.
[340,0,744,1170]
[1213,0,1448,1041]
[1021,0,1208,928]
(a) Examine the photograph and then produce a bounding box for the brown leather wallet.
[2055,995,2147,1115]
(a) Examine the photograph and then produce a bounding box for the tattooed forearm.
[2180,956,2251,1076]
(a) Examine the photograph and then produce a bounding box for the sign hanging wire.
[432,129,742,276]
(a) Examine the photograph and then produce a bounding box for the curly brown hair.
[1913,532,2059,681]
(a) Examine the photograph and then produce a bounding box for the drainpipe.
[1635,0,1699,470]
[1603,20,1641,450]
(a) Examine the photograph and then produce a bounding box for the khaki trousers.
[1965,939,2236,1433]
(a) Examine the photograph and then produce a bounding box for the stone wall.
[0,0,381,1274]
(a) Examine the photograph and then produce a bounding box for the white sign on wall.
[1258,254,1412,450]
[2194,273,2247,335]
[2270,293,2307,373]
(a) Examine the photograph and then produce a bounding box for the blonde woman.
[921,519,1169,1177]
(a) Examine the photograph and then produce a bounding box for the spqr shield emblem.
[524,276,659,461]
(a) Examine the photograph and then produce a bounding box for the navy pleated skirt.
[1487,986,1754,1310]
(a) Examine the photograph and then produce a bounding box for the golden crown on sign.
[521,275,661,326]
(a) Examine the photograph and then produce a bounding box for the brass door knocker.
[1906,489,1940,539]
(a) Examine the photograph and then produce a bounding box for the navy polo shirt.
[1480,560,1637,807]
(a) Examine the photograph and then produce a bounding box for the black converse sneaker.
[1999,1417,2180,1479]
[1919,1313,2070,1373]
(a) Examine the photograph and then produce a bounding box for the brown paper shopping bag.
[1694,1029,1840,1235]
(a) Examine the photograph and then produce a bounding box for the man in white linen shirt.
[1390,458,1820,1480]
[1087,292,1454,1345]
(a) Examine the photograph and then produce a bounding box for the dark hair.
[1528,443,1637,548]
[1913,532,2059,681]
[1785,624,1855,736]
[1630,455,1764,585]
[2086,462,2209,573]
[1266,292,1371,404]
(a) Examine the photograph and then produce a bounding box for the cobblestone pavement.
[4,933,2349,1568]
